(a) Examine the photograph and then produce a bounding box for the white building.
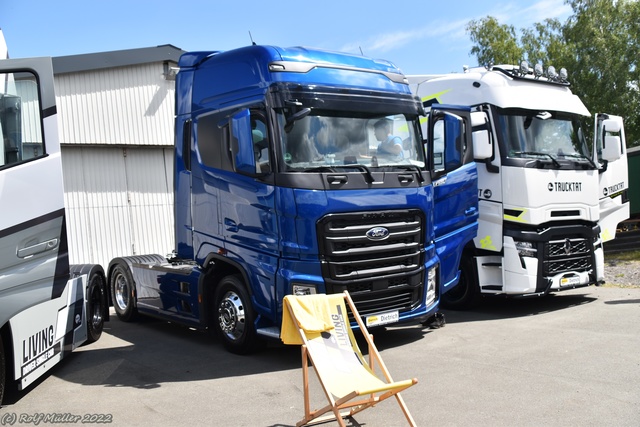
[52,45,185,269]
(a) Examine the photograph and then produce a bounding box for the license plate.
[561,276,581,286]
[366,310,399,328]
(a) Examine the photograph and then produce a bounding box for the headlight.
[593,234,602,250]
[428,266,437,283]
[426,266,437,306]
[515,241,537,257]
[292,284,317,296]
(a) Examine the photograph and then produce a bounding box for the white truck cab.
[408,63,629,307]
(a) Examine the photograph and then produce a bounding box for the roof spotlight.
[520,60,529,75]
[547,66,557,79]
[559,68,568,80]
[534,63,543,77]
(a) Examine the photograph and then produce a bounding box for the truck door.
[204,108,279,317]
[594,114,630,242]
[428,105,479,294]
[0,58,70,325]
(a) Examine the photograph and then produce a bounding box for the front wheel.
[86,272,107,343]
[213,275,264,355]
[441,256,481,310]
[110,263,138,322]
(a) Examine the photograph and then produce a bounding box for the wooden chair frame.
[282,291,418,427]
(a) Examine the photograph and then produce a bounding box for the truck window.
[431,113,463,174]
[278,112,424,170]
[432,119,444,169]
[498,109,590,161]
[0,70,44,168]
[197,109,271,174]
[251,112,271,173]
[196,112,224,169]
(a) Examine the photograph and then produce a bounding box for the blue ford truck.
[107,45,480,353]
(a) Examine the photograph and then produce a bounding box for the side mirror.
[602,135,622,161]
[284,107,311,133]
[601,118,622,162]
[231,108,257,175]
[602,118,621,133]
[470,111,491,160]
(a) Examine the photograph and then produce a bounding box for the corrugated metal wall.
[55,63,175,145]
[15,80,42,144]
[56,62,176,269]
[61,146,175,269]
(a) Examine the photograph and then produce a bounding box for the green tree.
[466,0,640,146]
[520,19,568,68]
[466,17,523,67]
[563,0,640,147]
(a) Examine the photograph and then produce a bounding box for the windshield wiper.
[514,151,561,168]
[558,153,597,168]
[301,164,376,183]
[393,165,425,183]
[336,164,376,183]
[302,166,337,173]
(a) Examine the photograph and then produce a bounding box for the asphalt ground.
[1,285,639,427]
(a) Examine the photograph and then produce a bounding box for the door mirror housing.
[601,119,622,162]
[470,111,491,160]
[230,108,257,175]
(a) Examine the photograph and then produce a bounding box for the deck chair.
[281,291,418,427]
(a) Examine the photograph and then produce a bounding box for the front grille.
[543,237,593,275]
[317,210,425,316]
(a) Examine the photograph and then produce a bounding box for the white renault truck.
[408,63,629,308]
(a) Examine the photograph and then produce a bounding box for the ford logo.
[366,227,390,240]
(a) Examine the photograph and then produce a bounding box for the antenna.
[359,46,364,56]
[249,31,256,46]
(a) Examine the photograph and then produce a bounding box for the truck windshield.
[277,111,425,171]
[497,109,591,165]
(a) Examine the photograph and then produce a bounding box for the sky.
[1,0,573,75]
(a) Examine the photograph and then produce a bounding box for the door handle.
[327,175,348,185]
[224,218,238,232]
[17,238,59,258]
[465,207,477,216]
[398,174,414,184]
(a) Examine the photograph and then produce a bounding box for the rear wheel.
[441,256,481,310]
[86,272,107,343]
[214,275,264,355]
[110,263,138,322]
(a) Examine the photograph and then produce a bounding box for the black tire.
[86,272,107,343]
[422,312,446,329]
[110,263,138,322]
[0,338,5,406]
[441,256,481,310]
[213,274,264,355]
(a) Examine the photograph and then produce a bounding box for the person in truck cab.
[373,118,404,161]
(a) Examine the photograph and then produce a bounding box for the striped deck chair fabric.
[282,291,418,427]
